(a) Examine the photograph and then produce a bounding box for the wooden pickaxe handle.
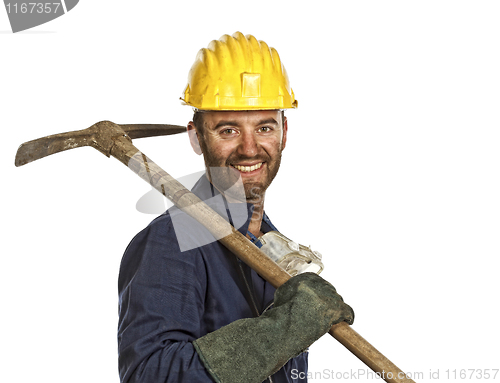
[16,121,416,383]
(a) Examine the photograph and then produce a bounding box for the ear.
[187,122,203,155]
[281,116,288,150]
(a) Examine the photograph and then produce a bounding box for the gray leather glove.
[193,272,354,383]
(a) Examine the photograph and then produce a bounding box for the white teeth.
[233,162,263,172]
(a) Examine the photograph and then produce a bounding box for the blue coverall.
[118,175,308,382]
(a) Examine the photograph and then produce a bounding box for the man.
[118,32,354,383]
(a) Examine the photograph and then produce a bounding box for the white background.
[1,1,499,382]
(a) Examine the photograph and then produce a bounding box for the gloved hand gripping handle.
[193,273,354,383]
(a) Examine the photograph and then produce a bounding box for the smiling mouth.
[231,162,264,173]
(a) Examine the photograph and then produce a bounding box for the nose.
[236,130,259,158]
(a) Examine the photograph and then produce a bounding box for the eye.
[259,126,273,133]
[220,128,238,136]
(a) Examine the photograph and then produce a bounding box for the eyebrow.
[213,118,279,130]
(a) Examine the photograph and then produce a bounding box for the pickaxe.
[15,120,416,383]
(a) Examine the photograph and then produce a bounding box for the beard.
[199,140,283,204]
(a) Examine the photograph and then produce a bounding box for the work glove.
[193,272,354,383]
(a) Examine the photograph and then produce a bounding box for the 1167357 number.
[5,3,61,14]
[445,369,499,380]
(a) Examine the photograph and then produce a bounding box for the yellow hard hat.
[181,32,298,111]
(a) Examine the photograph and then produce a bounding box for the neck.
[208,173,266,238]
[247,196,265,238]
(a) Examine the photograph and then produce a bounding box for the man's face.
[188,110,287,203]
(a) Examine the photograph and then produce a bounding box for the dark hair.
[192,111,205,133]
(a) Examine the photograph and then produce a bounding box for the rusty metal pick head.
[15,121,186,167]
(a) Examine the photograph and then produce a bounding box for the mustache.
[225,154,270,166]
